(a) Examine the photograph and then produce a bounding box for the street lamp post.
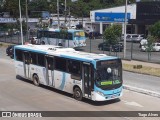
[64,0,67,24]
[26,0,29,42]
[123,0,127,58]
[19,0,23,45]
[57,0,60,29]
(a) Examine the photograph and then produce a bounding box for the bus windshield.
[74,31,85,37]
[95,59,122,90]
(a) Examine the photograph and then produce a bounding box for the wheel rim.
[33,75,39,85]
[75,90,80,98]
[34,77,38,84]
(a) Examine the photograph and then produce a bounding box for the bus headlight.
[96,91,105,96]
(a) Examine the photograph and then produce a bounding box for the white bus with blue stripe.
[37,28,86,48]
[14,44,123,101]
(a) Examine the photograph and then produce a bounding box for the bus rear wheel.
[41,41,45,45]
[58,43,62,46]
[33,74,40,86]
[74,87,82,101]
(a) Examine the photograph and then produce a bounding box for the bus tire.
[41,41,45,45]
[73,87,83,101]
[58,43,62,46]
[33,74,40,86]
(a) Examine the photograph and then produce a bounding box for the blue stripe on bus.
[94,85,123,95]
[59,72,66,90]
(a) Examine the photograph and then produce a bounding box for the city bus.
[14,44,123,101]
[36,28,86,48]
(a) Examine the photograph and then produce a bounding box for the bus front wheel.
[73,87,82,101]
[33,74,40,86]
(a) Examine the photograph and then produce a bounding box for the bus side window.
[37,54,45,67]
[55,57,66,72]
[15,49,23,61]
[68,33,73,40]
[68,60,81,80]
[47,57,54,70]
[30,52,37,65]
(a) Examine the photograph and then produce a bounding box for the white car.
[140,42,160,52]
[139,39,148,48]
[121,34,144,42]
[152,43,160,51]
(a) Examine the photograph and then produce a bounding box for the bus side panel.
[63,73,73,93]
[31,65,48,86]
[15,61,25,78]
[64,40,74,48]
[49,38,58,45]
[40,38,49,45]
[54,70,67,91]
[53,70,82,94]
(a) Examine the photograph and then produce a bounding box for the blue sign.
[95,12,130,22]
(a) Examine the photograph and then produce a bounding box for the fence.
[0,30,37,44]
[0,34,160,64]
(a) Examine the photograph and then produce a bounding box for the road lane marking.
[123,85,160,98]
[122,100,143,107]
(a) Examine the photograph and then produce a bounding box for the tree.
[149,21,160,42]
[144,35,156,61]
[103,24,122,45]
[103,24,122,53]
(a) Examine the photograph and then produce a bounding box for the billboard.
[95,12,130,22]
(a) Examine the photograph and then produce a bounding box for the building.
[89,3,136,35]
[88,1,160,36]
[129,1,160,36]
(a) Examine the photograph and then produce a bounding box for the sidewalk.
[122,59,160,68]
[122,59,160,98]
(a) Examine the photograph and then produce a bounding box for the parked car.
[121,34,144,42]
[98,42,123,52]
[139,39,148,48]
[140,42,160,52]
[152,43,160,51]
[131,34,144,43]
[6,45,15,58]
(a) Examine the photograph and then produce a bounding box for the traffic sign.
[95,12,130,22]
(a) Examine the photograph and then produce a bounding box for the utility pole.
[26,0,29,41]
[65,0,67,24]
[19,0,23,45]
[69,7,71,29]
[57,0,60,29]
[123,0,127,58]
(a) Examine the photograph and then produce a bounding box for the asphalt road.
[0,59,160,119]
[0,46,160,120]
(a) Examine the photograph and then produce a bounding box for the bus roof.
[40,28,84,32]
[15,45,118,62]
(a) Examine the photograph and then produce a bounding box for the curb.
[123,85,160,98]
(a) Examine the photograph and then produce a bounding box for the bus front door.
[46,56,54,87]
[82,63,92,98]
[23,52,30,79]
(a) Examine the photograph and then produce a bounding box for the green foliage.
[149,21,160,40]
[103,24,122,45]
[0,0,137,18]
[144,35,156,52]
